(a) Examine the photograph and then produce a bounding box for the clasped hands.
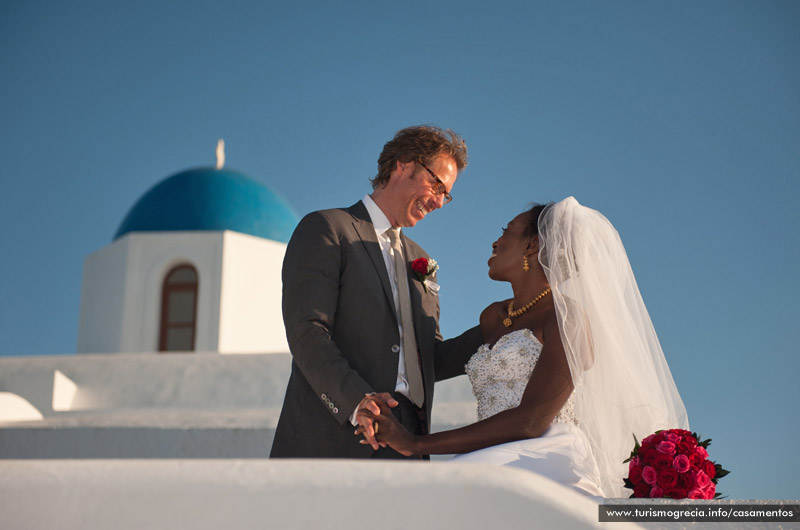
[354,392,415,456]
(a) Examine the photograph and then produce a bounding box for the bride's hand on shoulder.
[354,399,416,456]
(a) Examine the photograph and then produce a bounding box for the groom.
[271,125,484,459]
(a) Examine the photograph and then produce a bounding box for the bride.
[356,197,689,498]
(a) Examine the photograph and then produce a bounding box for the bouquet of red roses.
[624,429,729,499]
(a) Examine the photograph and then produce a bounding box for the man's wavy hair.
[371,125,468,189]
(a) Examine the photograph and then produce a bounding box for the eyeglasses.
[418,162,453,204]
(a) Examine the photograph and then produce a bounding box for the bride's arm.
[359,316,574,456]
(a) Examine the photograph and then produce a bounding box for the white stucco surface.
[78,231,224,353]
[0,459,629,530]
[218,232,288,352]
[77,231,287,354]
[0,352,477,458]
[0,352,293,415]
[0,392,43,422]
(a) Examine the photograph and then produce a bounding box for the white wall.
[77,238,130,353]
[0,460,620,530]
[0,352,292,416]
[77,232,224,353]
[125,231,224,352]
[77,231,288,354]
[219,232,288,353]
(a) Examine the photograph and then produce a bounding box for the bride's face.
[488,212,533,281]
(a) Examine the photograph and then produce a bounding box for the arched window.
[158,265,198,352]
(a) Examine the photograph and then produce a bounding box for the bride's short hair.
[521,202,553,239]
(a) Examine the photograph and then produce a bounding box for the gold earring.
[523,255,529,272]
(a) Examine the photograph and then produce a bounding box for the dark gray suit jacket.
[270,201,484,458]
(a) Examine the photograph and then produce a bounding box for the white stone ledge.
[0,408,281,429]
[0,459,628,530]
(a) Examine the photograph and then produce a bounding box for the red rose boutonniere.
[624,429,729,499]
[411,258,438,293]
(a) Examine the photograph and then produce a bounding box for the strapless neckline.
[466,327,578,425]
[483,328,541,351]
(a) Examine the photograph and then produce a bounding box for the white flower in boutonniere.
[411,258,439,294]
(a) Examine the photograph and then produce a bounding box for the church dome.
[114,167,299,243]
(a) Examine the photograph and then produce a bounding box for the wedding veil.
[538,197,689,498]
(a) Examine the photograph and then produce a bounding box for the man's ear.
[395,159,414,178]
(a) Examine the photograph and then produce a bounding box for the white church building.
[0,160,306,458]
[0,156,644,529]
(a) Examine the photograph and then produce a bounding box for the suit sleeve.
[282,211,373,424]
[433,324,484,382]
[403,239,484,383]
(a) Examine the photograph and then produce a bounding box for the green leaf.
[624,433,641,463]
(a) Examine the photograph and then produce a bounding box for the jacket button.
[321,393,327,400]
[333,407,339,414]
[391,344,400,353]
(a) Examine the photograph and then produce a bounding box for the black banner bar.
[599,503,800,523]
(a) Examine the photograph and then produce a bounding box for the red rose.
[642,466,658,486]
[649,486,664,498]
[633,482,651,498]
[703,483,716,499]
[675,474,691,490]
[665,432,681,444]
[692,470,711,490]
[695,446,708,459]
[411,258,429,275]
[654,452,672,470]
[667,488,688,499]
[691,452,706,468]
[657,468,678,489]
[642,433,661,446]
[677,441,694,455]
[688,488,705,499]
[657,441,676,456]
[671,429,693,438]
[629,463,643,485]
[673,454,691,473]
[703,460,716,479]
[641,447,658,465]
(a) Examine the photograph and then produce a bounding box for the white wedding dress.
[452,328,604,498]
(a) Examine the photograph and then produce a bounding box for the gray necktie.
[386,228,424,407]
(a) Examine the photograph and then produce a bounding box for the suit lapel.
[348,202,398,320]
[401,233,436,394]
[401,233,428,348]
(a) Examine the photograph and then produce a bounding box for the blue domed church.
[77,163,298,354]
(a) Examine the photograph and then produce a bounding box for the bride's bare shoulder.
[480,300,508,336]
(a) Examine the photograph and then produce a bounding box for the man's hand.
[354,392,398,450]
[354,397,415,456]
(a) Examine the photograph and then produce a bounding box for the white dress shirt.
[350,194,415,424]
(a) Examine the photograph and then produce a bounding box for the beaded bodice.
[465,328,578,425]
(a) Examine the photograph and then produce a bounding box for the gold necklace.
[503,287,551,327]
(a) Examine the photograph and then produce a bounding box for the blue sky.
[1,1,798,499]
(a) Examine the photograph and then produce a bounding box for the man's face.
[385,155,457,227]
